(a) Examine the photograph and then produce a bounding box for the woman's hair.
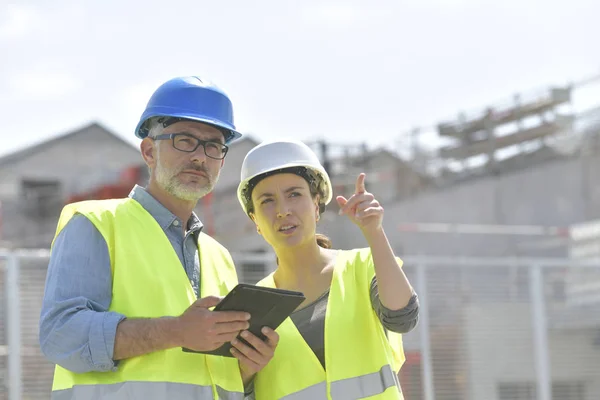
[316,233,332,249]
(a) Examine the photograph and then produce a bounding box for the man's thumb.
[196,296,223,309]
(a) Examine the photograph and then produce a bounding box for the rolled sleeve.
[39,214,126,373]
[89,310,127,370]
[370,277,420,334]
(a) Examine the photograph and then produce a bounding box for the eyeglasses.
[151,133,229,160]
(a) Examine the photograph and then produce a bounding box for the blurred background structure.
[2,72,600,399]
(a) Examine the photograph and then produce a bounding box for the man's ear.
[221,159,225,167]
[140,138,157,169]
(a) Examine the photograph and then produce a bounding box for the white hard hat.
[237,139,333,216]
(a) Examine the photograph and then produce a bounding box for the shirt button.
[173,220,180,227]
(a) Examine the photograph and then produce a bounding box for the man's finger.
[195,296,222,309]
[355,173,366,194]
[211,310,251,323]
[213,320,250,334]
[216,331,240,343]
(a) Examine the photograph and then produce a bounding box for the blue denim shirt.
[39,185,203,373]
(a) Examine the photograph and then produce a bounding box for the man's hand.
[230,327,279,382]
[177,296,251,352]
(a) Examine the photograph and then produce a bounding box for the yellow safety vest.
[254,248,406,400]
[49,198,244,400]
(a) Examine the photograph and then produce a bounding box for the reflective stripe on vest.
[50,381,244,400]
[281,365,400,400]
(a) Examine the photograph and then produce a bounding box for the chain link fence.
[403,257,600,400]
[2,250,599,400]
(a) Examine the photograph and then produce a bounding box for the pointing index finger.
[355,173,366,194]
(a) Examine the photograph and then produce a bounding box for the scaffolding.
[391,71,600,181]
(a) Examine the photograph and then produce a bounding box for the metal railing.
[2,250,599,400]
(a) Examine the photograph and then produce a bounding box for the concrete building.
[0,122,142,248]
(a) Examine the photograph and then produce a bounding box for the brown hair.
[316,233,332,249]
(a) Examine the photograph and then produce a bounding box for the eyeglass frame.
[150,133,229,160]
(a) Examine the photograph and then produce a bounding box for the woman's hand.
[231,327,279,384]
[336,173,383,236]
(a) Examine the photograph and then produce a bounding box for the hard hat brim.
[237,161,333,216]
[135,111,242,144]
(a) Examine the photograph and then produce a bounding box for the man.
[39,76,278,399]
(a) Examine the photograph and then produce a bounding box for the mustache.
[178,164,213,183]
[181,165,209,175]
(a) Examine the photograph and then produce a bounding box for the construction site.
[2,73,600,400]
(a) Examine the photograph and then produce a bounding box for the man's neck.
[145,181,197,226]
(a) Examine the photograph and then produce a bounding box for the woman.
[232,139,419,399]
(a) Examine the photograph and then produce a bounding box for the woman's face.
[250,173,320,249]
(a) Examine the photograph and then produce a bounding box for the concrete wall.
[316,150,600,259]
[0,124,141,197]
[214,137,259,191]
[332,150,431,206]
[0,124,142,247]
[464,304,600,400]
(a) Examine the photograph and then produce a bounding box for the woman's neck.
[273,241,332,289]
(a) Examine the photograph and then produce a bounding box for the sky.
[1,0,599,159]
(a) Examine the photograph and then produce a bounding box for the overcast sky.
[1,0,599,159]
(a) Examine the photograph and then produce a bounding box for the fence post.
[416,263,435,400]
[529,265,551,400]
[6,252,22,400]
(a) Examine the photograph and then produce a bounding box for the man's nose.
[190,145,207,164]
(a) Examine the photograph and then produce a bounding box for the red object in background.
[65,165,144,204]
[66,183,133,203]
[202,192,215,235]
[119,166,142,185]
[398,352,422,400]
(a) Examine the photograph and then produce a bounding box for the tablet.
[182,283,306,357]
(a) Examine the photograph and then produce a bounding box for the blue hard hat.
[134,76,242,144]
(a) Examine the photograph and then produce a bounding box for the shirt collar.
[128,184,203,232]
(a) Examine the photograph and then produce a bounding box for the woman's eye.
[290,192,301,197]
[261,198,273,205]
